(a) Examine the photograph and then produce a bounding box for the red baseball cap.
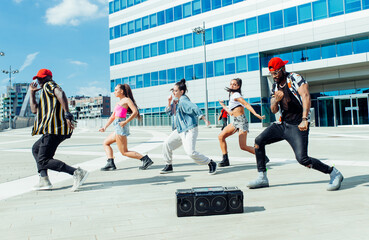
[268,57,289,71]
[33,69,52,80]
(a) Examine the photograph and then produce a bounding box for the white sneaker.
[33,176,53,191]
[247,172,269,189]
[71,167,89,192]
[327,167,344,191]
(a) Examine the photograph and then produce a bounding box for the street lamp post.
[2,66,19,129]
[192,22,209,122]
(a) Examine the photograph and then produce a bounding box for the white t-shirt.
[228,92,245,110]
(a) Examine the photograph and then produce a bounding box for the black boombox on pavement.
[176,186,244,217]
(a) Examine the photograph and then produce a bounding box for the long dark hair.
[225,78,242,96]
[175,78,188,95]
[118,84,141,120]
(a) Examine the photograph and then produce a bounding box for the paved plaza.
[0,124,368,240]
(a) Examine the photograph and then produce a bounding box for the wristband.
[302,117,308,121]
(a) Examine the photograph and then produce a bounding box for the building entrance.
[318,94,369,126]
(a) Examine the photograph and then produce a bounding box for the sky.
[0,0,110,97]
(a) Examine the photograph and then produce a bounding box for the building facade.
[109,0,369,127]
[69,95,111,119]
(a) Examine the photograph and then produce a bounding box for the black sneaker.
[139,155,153,170]
[218,153,230,167]
[160,164,173,174]
[101,159,117,171]
[208,160,217,175]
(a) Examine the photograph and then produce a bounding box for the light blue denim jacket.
[165,95,204,133]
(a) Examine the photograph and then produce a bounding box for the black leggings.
[254,123,331,174]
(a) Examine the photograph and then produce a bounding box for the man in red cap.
[29,69,89,192]
[247,57,343,191]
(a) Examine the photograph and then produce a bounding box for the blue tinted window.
[271,10,283,30]
[142,16,149,30]
[110,53,114,66]
[150,43,158,57]
[206,61,214,77]
[114,25,120,38]
[121,23,127,36]
[136,75,143,89]
[202,0,211,12]
[337,40,352,56]
[122,50,128,63]
[214,60,225,76]
[115,78,122,85]
[212,0,222,9]
[364,0,369,9]
[298,3,312,24]
[213,26,223,43]
[144,73,150,87]
[247,53,259,71]
[225,57,235,74]
[193,32,203,47]
[183,2,192,18]
[236,55,247,73]
[194,63,204,79]
[233,0,243,2]
[222,0,232,7]
[313,0,328,20]
[205,29,212,44]
[345,0,361,13]
[159,70,167,85]
[223,23,234,40]
[234,20,245,38]
[128,48,134,62]
[157,11,165,26]
[109,2,114,14]
[167,69,175,83]
[353,37,369,54]
[143,45,150,58]
[150,14,157,28]
[128,0,133,7]
[246,17,257,35]
[158,40,166,55]
[328,0,344,17]
[134,0,141,4]
[122,77,128,85]
[176,67,184,80]
[192,0,201,15]
[184,33,193,49]
[135,47,142,60]
[258,14,270,33]
[115,52,121,65]
[114,0,119,12]
[175,36,183,51]
[110,79,115,92]
[322,43,336,58]
[185,65,194,80]
[135,19,142,32]
[167,38,175,53]
[165,9,173,24]
[121,0,127,9]
[128,21,134,34]
[307,46,321,61]
[110,28,114,40]
[284,7,297,27]
[151,72,158,86]
[293,49,308,63]
[129,76,136,89]
[174,5,183,21]
[279,51,293,64]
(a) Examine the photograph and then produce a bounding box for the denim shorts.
[113,118,130,136]
[232,114,249,132]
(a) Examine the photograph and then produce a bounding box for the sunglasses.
[269,68,283,76]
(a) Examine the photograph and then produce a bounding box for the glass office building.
[109,0,369,127]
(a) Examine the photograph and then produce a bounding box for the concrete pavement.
[0,125,368,240]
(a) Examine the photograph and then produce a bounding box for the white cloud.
[45,0,106,26]
[19,52,39,71]
[77,86,109,97]
[70,60,88,66]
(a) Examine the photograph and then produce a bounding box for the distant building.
[0,83,34,122]
[69,95,111,119]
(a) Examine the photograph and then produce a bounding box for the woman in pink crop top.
[217,78,266,167]
[98,84,153,171]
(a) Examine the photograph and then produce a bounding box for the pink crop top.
[114,104,128,118]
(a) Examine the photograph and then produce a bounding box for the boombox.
[176,186,244,217]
